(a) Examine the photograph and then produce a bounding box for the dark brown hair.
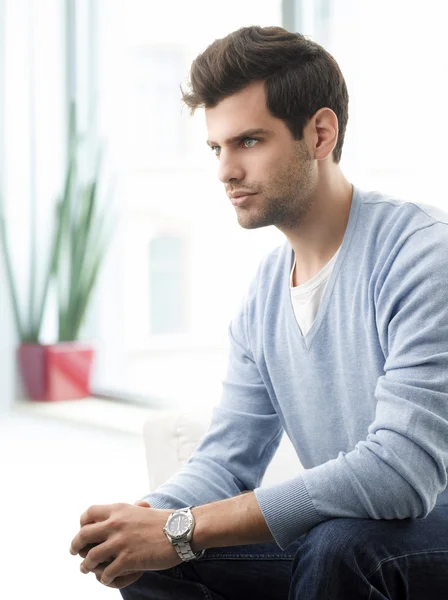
[182,26,349,163]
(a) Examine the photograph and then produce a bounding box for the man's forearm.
[191,491,274,551]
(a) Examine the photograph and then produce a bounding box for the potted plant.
[0,104,115,401]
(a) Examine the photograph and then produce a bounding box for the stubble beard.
[235,144,315,231]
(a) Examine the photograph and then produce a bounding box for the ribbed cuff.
[254,475,325,549]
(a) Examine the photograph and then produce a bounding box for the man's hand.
[70,500,180,588]
[76,501,152,589]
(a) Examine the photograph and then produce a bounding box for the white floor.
[0,410,149,599]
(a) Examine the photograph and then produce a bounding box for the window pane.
[149,236,187,335]
[129,47,187,168]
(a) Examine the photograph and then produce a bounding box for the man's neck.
[284,176,353,286]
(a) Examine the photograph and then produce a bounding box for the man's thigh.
[120,541,302,600]
[293,491,448,599]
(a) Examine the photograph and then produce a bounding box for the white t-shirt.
[290,247,341,336]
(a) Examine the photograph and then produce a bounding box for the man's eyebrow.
[206,128,274,147]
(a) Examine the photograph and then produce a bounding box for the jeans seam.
[197,582,214,600]
[367,583,374,600]
[366,548,448,579]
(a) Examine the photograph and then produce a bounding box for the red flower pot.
[18,342,95,401]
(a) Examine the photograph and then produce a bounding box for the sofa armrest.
[143,409,303,491]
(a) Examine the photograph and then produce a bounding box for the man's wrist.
[189,506,203,553]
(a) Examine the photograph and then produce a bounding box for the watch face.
[167,512,191,537]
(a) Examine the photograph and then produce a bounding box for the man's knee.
[294,518,386,574]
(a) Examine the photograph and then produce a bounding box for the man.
[69,26,448,599]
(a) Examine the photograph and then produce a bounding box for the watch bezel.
[164,510,194,540]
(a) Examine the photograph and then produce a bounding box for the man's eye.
[243,138,258,148]
[210,146,221,156]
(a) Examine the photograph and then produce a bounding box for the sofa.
[143,409,303,492]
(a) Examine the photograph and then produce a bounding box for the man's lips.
[229,192,258,206]
[229,191,255,198]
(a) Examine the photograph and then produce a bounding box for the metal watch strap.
[169,507,205,562]
[173,538,204,562]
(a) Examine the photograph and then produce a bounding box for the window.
[87,0,284,407]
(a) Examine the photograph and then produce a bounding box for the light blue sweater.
[145,186,448,549]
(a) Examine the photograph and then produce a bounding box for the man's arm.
[191,491,273,552]
[70,493,272,588]
[71,277,281,587]
[142,280,284,513]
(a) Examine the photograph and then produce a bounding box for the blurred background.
[0,0,447,598]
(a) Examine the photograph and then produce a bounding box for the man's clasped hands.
[69,500,182,589]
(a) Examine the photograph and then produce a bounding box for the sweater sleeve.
[255,223,448,549]
[143,294,284,510]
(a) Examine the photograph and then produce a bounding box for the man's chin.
[236,216,271,230]
[235,208,271,230]
[236,216,268,230]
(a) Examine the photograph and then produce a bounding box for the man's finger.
[99,555,128,586]
[91,561,113,576]
[70,522,107,556]
[80,541,115,574]
[80,504,113,527]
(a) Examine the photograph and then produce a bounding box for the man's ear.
[307,107,339,161]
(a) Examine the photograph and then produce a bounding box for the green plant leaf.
[0,101,116,345]
[71,205,117,341]
[0,210,25,340]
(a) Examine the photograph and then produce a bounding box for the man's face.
[205,81,316,231]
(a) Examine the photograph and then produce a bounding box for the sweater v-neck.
[285,185,361,351]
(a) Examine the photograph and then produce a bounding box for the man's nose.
[217,152,245,184]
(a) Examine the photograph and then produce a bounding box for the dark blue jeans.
[121,491,448,599]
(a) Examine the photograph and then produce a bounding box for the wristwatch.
[163,506,205,562]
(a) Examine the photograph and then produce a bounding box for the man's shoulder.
[356,189,448,296]
[359,188,448,230]
[356,189,448,262]
[236,242,290,321]
[248,243,289,291]
[258,242,288,272]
